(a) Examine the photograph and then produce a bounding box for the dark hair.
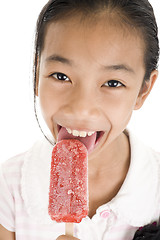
[34,0,159,91]
[33,0,159,141]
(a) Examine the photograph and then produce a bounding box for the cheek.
[38,79,59,118]
[38,78,71,121]
[102,91,137,127]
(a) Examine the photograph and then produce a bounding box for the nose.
[61,85,101,122]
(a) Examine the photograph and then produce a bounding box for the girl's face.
[37,16,157,158]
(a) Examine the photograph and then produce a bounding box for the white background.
[0,0,160,163]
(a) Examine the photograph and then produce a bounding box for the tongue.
[57,127,97,153]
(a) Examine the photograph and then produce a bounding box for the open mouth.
[57,125,105,154]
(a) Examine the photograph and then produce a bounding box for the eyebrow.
[103,64,135,74]
[45,54,135,74]
[45,54,73,66]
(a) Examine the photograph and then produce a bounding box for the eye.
[51,72,70,82]
[104,80,125,88]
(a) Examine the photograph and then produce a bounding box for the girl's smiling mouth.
[57,125,105,154]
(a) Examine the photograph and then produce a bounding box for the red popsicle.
[48,139,88,224]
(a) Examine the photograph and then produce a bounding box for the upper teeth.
[66,128,95,137]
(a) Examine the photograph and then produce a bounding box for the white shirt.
[0,129,160,240]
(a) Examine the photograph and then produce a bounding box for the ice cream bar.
[48,139,88,223]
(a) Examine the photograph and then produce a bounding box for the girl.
[0,0,160,239]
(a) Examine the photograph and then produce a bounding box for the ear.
[134,70,158,110]
[35,56,40,97]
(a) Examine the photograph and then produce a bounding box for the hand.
[56,235,80,240]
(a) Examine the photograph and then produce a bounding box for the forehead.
[41,16,145,70]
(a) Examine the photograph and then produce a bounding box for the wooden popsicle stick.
[65,223,74,236]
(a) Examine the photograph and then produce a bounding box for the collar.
[21,130,160,226]
[21,137,54,224]
[108,129,160,226]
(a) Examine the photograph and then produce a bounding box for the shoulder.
[0,151,27,232]
[0,152,26,191]
[125,128,160,195]
[150,148,160,170]
[1,152,26,174]
[151,148,160,161]
[126,128,160,163]
[0,138,53,185]
[139,140,160,167]
[127,128,160,194]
